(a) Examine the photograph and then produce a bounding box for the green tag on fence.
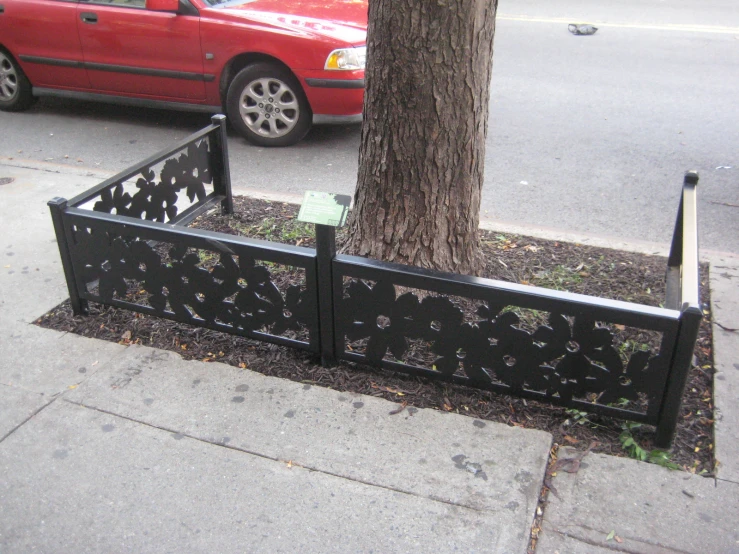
[297,191,351,227]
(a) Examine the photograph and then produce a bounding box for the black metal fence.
[49,118,702,448]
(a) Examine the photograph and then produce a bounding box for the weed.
[197,250,218,266]
[531,265,583,291]
[619,422,680,470]
[617,340,650,358]
[563,408,600,428]
[281,221,315,242]
[609,398,631,409]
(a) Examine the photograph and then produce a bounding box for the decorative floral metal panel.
[68,222,318,349]
[337,279,671,416]
[82,139,213,223]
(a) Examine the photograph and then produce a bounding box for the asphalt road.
[1,0,737,254]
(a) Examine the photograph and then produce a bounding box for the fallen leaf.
[238,362,247,369]
[286,460,293,468]
[121,330,132,341]
[615,536,623,543]
[550,441,597,474]
[606,530,615,541]
[68,384,78,390]
[381,385,407,395]
[563,435,580,444]
[389,401,407,415]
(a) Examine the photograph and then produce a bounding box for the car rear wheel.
[226,63,312,147]
[0,49,35,112]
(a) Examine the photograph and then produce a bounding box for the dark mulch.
[36,197,715,475]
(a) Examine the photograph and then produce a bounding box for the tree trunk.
[347,0,498,275]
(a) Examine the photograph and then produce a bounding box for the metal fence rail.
[64,208,319,353]
[331,253,681,425]
[47,119,702,448]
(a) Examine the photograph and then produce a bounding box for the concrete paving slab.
[66,345,552,550]
[0,165,102,323]
[536,531,615,554]
[1,399,519,553]
[710,256,739,483]
[0,323,125,396]
[540,447,739,554]
[0,384,51,441]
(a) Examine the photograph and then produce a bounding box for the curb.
[2,157,736,261]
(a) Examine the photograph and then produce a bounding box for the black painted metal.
[328,173,702,446]
[67,125,216,210]
[316,225,337,365]
[65,209,319,352]
[47,120,702,447]
[655,171,702,447]
[48,198,89,316]
[332,256,679,424]
[209,114,234,215]
[332,255,679,332]
[654,305,702,447]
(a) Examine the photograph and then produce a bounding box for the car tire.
[226,63,312,147]
[0,49,35,112]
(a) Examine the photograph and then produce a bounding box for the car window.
[84,0,145,7]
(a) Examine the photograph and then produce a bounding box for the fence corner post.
[47,197,88,316]
[211,114,233,215]
[654,303,703,449]
[315,224,337,366]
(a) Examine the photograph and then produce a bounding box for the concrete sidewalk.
[1,160,738,553]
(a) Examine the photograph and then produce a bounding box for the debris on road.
[568,23,598,35]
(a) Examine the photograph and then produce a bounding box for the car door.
[76,0,207,100]
[1,0,89,89]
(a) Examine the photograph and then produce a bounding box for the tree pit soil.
[37,196,716,475]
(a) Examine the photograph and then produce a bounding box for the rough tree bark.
[346,0,498,275]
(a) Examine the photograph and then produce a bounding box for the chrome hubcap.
[0,52,19,101]
[238,77,299,138]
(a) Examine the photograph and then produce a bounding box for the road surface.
[1,0,737,254]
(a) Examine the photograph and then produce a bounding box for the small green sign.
[297,191,351,227]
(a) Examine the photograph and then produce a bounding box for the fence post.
[654,305,702,448]
[48,197,88,316]
[315,224,336,366]
[210,114,233,215]
[655,170,701,448]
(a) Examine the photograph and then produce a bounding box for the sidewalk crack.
[63,398,491,514]
[557,522,695,554]
[0,390,61,444]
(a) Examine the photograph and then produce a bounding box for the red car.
[0,0,367,146]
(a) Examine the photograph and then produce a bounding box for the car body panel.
[2,0,90,89]
[77,4,207,100]
[1,0,367,135]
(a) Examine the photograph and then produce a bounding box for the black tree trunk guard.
[48,118,702,448]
